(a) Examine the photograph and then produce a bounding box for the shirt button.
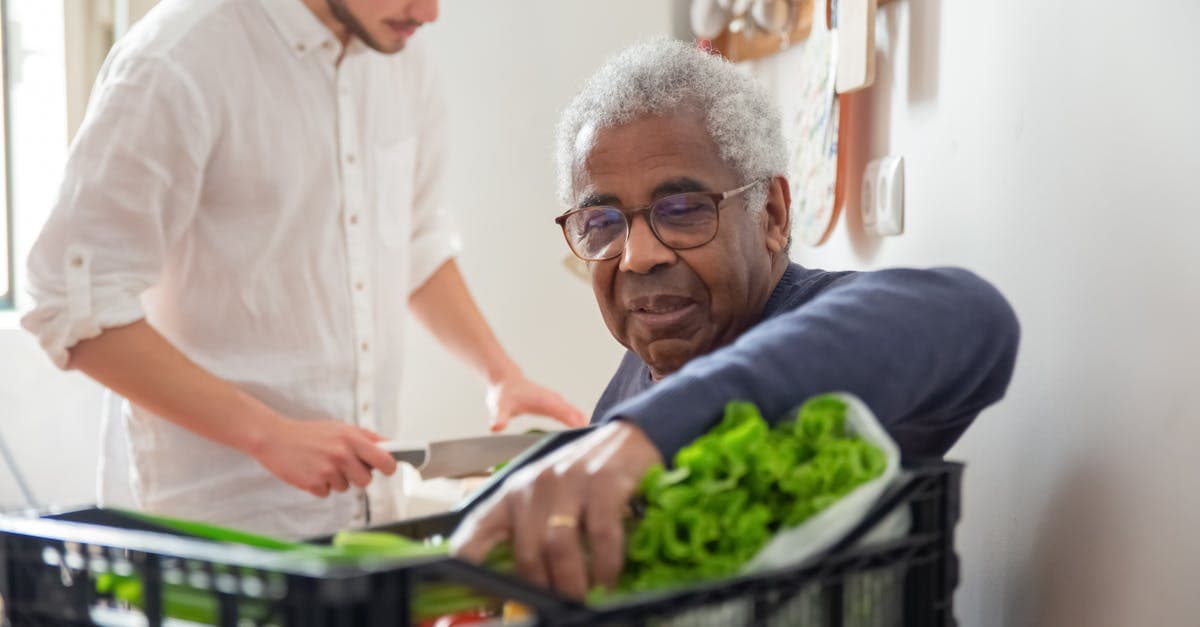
[70,256,84,268]
[362,402,370,413]
[355,282,364,291]
[349,214,359,225]
[361,341,369,352]
[322,40,334,51]
[296,42,306,53]
[345,154,356,165]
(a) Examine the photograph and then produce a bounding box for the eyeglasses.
[555,180,763,262]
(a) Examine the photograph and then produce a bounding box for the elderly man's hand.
[451,421,663,599]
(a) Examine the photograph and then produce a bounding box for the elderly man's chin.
[621,303,710,377]
[631,333,707,380]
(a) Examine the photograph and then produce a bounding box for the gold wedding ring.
[547,514,578,529]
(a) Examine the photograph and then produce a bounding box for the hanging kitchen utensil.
[752,0,793,36]
[691,0,730,39]
[701,0,815,63]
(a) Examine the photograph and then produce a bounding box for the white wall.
[0,330,103,510]
[761,1,1199,625]
[393,1,677,441]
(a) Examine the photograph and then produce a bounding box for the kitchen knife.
[380,432,549,479]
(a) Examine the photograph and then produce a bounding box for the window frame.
[1,0,15,311]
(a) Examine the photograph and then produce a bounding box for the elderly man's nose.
[620,215,675,274]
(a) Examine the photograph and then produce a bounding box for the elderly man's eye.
[583,210,622,234]
[655,197,715,228]
[659,202,701,218]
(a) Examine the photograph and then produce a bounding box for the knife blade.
[380,432,549,479]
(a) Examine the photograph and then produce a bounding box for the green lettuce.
[615,395,886,594]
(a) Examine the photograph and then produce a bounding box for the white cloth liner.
[743,391,904,573]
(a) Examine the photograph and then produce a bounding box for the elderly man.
[453,39,1019,598]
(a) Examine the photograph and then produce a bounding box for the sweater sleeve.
[602,267,1020,461]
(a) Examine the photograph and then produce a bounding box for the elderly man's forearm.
[605,267,1020,460]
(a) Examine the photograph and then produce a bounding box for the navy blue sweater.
[591,264,1020,461]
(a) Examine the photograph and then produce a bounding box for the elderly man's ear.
[764,176,792,254]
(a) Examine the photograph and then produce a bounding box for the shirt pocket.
[374,136,417,248]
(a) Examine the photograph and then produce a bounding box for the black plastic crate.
[0,458,961,627]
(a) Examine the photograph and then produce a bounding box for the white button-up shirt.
[21,0,460,538]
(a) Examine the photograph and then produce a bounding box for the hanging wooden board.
[754,0,842,247]
[832,0,877,93]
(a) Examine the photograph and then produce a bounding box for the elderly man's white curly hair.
[555,38,787,218]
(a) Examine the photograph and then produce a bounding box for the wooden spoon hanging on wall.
[709,0,815,63]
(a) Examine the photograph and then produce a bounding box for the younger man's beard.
[326,0,384,51]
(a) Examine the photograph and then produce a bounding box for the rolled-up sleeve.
[405,48,461,292]
[21,54,211,368]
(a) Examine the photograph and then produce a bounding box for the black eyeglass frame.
[554,179,766,262]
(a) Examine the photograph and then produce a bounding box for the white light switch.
[875,155,904,235]
[861,160,879,228]
[861,155,904,236]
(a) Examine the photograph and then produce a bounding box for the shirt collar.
[258,0,342,59]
